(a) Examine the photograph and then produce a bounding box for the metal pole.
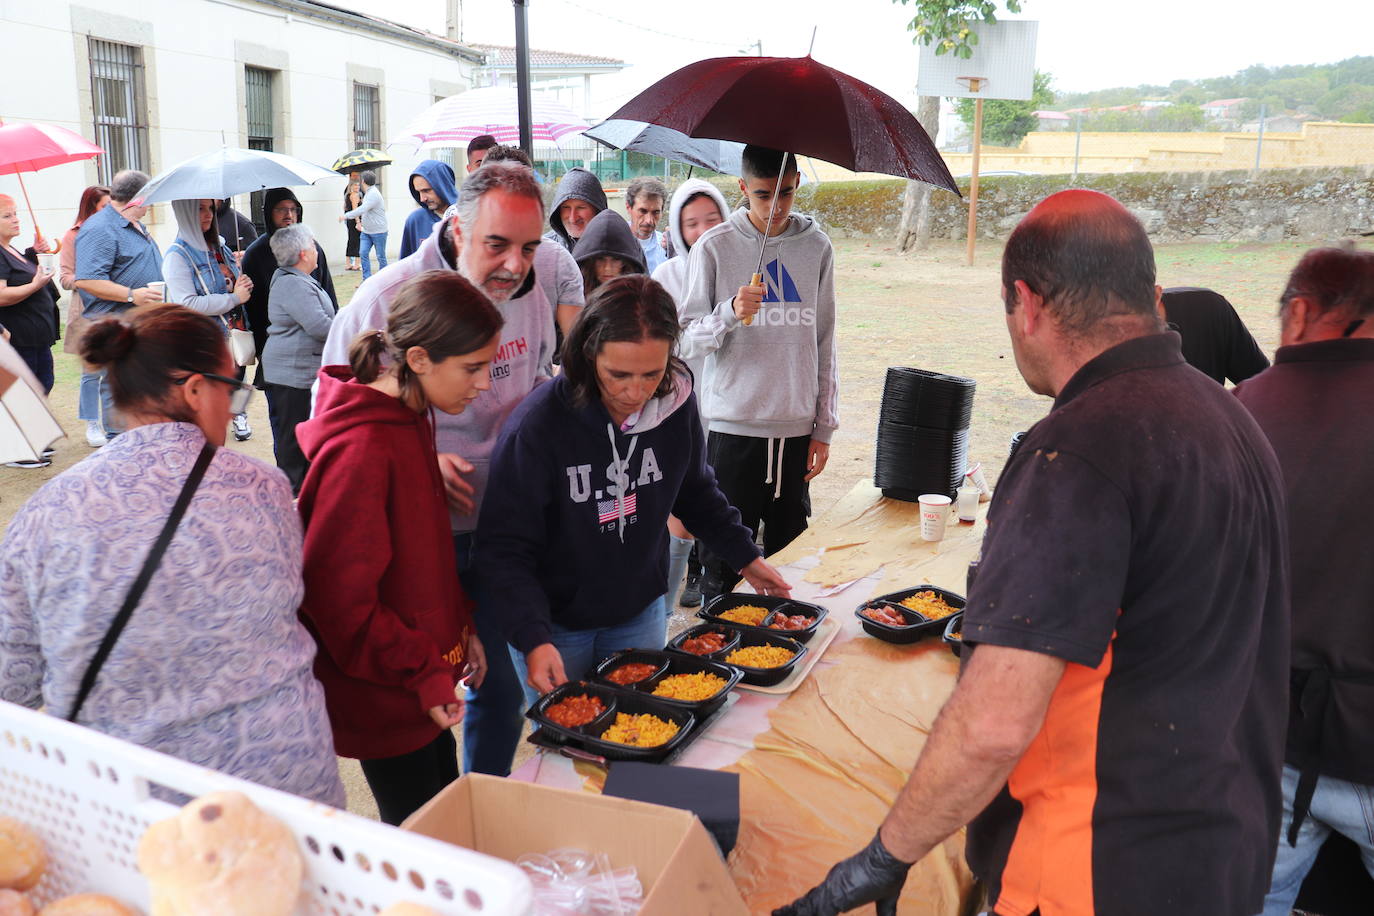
[513,0,534,155]
[1072,113,1082,183]
[1252,103,1266,177]
[965,95,983,267]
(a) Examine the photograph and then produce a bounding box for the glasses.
[272,206,301,217]
[174,370,255,414]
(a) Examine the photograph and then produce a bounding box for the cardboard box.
[403,774,748,915]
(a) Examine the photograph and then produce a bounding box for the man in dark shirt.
[1162,286,1270,383]
[778,190,1290,916]
[1235,247,1374,915]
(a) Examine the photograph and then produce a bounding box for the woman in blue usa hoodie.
[477,275,792,698]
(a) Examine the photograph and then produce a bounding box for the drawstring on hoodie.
[763,437,785,501]
[606,423,639,542]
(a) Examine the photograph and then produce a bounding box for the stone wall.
[755,167,1374,243]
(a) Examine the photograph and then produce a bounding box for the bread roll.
[0,818,45,892]
[378,905,444,916]
[137,792,301,916]
[38,895,138,916]
[0,889,36,916]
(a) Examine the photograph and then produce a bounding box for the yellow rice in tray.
[600,712,680,747]
[724,645,795,669]
[717,604,769,626]
[899,590,960,620]
[652,672,728,701]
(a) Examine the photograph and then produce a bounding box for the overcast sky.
[337,0,1374,113]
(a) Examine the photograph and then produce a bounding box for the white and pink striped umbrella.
[388,87,588,151]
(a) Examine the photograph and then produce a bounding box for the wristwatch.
[126,290,134,303]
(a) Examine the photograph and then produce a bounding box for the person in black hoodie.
[544,167,608,252]
[241,188,339,407]
[573,208,646,298]
[477,275,792,699]
[214,199,257,253]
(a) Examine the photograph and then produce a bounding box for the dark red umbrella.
[607,55,958,194]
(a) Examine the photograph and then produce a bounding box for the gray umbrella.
[584,120,745,176]
[137,146,341,204]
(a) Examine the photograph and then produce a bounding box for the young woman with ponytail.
[295,269,504,825]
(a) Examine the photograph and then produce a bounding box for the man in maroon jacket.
[1235,246,1374,914]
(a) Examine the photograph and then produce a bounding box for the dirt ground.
[0,236,1311,816]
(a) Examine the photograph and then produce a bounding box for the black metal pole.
[513,0,534,155]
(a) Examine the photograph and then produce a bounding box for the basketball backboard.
[916,19,1039,100]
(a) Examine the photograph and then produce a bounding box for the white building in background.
[469,44,626,119]
[0,0,484,258]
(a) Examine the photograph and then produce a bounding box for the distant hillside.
[1054,56,1374,124]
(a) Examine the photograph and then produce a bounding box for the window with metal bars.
[88,38,149,184]
[352,82,381,150]
[245,66,276,232]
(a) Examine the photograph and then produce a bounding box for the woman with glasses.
[0,304,346,807]
[262,223,335,493]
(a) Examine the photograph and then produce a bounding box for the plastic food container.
[665,623,742,659]
[592,649,742,713]
[698,593,830,643]
[942,613,965,657]
[669,625,808,687]
[526,682,696,762]
[855,585,967,645]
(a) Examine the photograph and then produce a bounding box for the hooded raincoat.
[476,369,759,655]
[241,188,338,379]
[544,167,608,251]
[399,160,459,259]
[295,367,476,759]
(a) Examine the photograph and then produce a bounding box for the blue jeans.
[78,370,101,422]
[359,231,388,279]
[453,533,526,777]
[1260,764,1374,914]
[510,596,668,709]
[95,368,122,438]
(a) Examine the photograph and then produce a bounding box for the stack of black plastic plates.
[874,367,976,502]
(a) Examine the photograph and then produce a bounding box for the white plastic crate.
[0,700,533,915]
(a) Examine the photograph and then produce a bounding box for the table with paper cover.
[514,480,987,914]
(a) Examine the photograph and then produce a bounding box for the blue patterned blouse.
[0,422,345,806]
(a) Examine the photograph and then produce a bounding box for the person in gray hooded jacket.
[544,167,608,252]
[264,223,335,492]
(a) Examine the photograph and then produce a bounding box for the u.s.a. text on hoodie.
[318,222,556,534]
[475,369,760,654]
[679,207,839,443]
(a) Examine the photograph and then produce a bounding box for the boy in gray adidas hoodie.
[680,145,839,600]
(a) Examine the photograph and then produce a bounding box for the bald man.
[778,191,1290,916]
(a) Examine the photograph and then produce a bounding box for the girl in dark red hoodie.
[296,269,503,825]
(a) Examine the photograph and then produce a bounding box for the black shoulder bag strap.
[66,441,217,723]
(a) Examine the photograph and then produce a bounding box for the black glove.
[772,830,912,916]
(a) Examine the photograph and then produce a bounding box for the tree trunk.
[897,95,943,253]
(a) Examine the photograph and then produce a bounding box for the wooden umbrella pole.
[965,92,984,267]
[14,171,44,243]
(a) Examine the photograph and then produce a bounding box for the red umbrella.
[0,120,104,245]
[606,55,958,193]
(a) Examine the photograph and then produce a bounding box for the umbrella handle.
[742,272,763,326]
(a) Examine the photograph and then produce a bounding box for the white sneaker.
[86,420,107,448]
[232,414,252,442]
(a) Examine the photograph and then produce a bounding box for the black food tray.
[525,681,695,762]
[855,585,966,645]
[591,648,742,714]
[942,614,964,657]
[527,692,739,767]
[698,593,829,643]
[667,623,808,687]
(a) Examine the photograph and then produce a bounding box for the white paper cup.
[146,281,167,301]
[36,253,56,274]
[966,462,991,502]
[918,494,953,542]
[957,486,981,522]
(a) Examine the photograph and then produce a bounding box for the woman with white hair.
[263,223,335,492]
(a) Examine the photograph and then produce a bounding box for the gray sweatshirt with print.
[678,208,839,443]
